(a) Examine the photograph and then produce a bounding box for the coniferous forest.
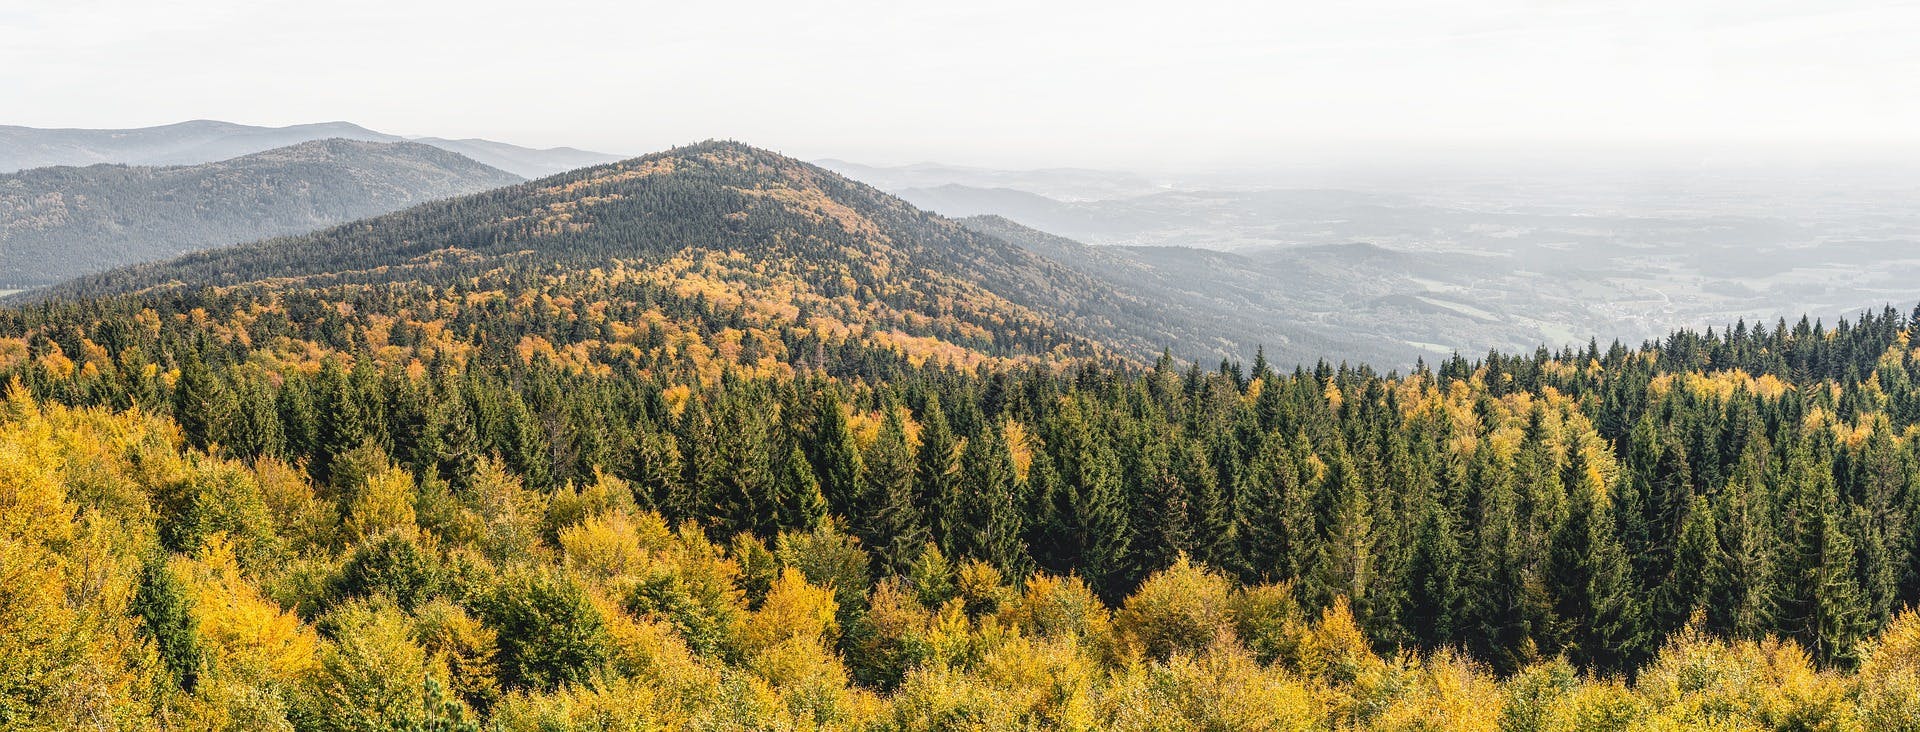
[7,142,1920,730]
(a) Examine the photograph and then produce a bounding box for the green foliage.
[478,570,612,692]
[134,552,205,693]
[16,139,1920,728]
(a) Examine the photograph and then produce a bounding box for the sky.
[3,0,1918,169]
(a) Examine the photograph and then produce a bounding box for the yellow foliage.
[177,535,319,683]
[344,467,420,543]
[1115,555,1234,662]
[744,568,840,654]
[560,512,651,581]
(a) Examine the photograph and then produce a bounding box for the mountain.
[844,165,1920,365]
[0,139,523,288]
[11,141,1920,728]
[33,140,1214,366]
[406,136,627,179]
[0,120,624,178]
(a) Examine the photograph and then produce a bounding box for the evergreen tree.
[914,395,962,554]
[315,358,370,486]
[773,444,828,531]
[863,403,929,575]
[810,390,867,519]
[954,419,1027,572]
[172,351,234,452]
[1037,398,1131,598]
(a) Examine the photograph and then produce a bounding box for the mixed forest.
[6,142,1920,730]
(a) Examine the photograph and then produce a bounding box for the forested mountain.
[0,139,523,288]
[29,140,1215,365]
[7,140,1920,729]
[0,119,624,178]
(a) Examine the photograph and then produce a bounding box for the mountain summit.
[43,141,1204,365]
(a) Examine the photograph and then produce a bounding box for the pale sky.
[3,0,1917,168]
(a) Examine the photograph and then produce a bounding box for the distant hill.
[0,120,623,178]
[32,141,1219,365]
[960,214,1530,366]
[0,139,523,288]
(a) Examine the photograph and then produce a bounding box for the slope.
[0,139,524,288]
[28,140,1206,367]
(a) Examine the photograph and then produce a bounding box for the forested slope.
[30,140,1202,364]
[0,139,522,287]
[6,140,1920,730]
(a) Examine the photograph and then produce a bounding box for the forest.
[7,142,1920,729]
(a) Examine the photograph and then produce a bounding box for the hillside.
[7,142,1920,730]
[36,140,1213,366]
[0,139,524,288]
[0,120,624,178]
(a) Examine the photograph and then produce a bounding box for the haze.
[5,0,1917,170]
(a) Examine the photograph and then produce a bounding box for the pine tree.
[1127,432,1189,577]
[1545,444,1645,672]
[1654,494,1723,633]
[709,384,777,536]
[172,351,234,452]
[1404,499,1463,648]
[1233,431,1314,583]
[1776,440,1870,665]
[1178,438,1231,568]
[1037,398,1131,598]
[1308,447,1374,617]
[1709,462,1775,638]
[864,403,929,576]
[434,381,482,492]
[955,419,1027,572]
[773,444,827,531]
[810,390,867,520]
[316,358,370,486]
[915,395,962,554]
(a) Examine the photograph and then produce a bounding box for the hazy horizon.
[6,0,1917,171]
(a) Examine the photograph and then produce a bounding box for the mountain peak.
[39,140,1209,365]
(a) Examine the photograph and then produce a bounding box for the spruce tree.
[914,395,962,554]
[773,444,827,531]
[955,419,1027,573]
[864,403,929,576]
[810,390,867,519]
[172,351,233,452]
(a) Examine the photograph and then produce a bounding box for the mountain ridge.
[0,138,524,288]
[26,140,1214,366]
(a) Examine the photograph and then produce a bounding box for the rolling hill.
[0,139,524,288]
[0,119,624,178]
[30,140,1216,366]
[8,141,1920,731]
[959,214,1536,366]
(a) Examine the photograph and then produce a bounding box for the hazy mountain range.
[0,120,623,179]
[833,159,1920,365]
[5,132,1915,368]
[0,139,523,288]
